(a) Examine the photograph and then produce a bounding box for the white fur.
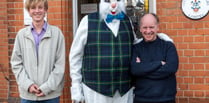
[99,0,126,20]
[135,33,173,44]
[157,33,173,42]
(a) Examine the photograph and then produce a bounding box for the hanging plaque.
[182,0,209,20]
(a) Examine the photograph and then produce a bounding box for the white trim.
[149,0,156,13]
[73,0,78,36]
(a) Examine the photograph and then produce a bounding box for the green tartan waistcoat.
[82,12,134,97]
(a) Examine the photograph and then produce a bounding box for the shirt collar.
[31,21,47,32]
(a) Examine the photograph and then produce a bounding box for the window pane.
[125,0,148,38]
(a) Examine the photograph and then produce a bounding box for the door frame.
[73,0,78,36]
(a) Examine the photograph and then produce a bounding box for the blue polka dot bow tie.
[106,12,125,23]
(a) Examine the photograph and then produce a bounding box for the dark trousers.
[134,100,176,103]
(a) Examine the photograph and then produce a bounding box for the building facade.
[1,0,209,103]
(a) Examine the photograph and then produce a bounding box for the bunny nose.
[111,2,116,8]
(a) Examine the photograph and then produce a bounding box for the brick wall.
[0,0,9,102]
[1,0,209,103]
[157,0,209,103]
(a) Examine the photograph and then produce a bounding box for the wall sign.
[81,4,97,14]
[182,0,209,20]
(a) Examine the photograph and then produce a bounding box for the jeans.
[21,97,59,103]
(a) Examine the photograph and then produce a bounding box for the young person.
[10,0,65,102]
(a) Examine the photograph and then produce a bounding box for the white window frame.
[149,0,156,13]
[73,0,78,35]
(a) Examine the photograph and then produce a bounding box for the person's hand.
[136,57,141,63]
[35,92,45,97]
[28,84,40,94]
[28,84,45,97]
[35,88,45,97]
[161,61,166,65]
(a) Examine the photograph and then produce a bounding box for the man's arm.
[145,42,179,79]
[10,32,34,92]
[131,44,162,77]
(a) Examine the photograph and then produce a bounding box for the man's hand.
[136,57,141,63]
[35,89,45,97]
[28,84,45,97]
[28,84,40,94]
[161,61,166,65]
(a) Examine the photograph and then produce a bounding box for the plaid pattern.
[82,12,134,97]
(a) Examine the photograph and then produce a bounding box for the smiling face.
[28,2,46,23]
[99,0,125,20]
[140,14,159,42]
[25,0,48,23]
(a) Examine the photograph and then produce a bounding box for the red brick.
[1,0,209,103]
[189,98,209,103]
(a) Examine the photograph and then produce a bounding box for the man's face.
[29,2,46,23]
[140,14,159,42]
